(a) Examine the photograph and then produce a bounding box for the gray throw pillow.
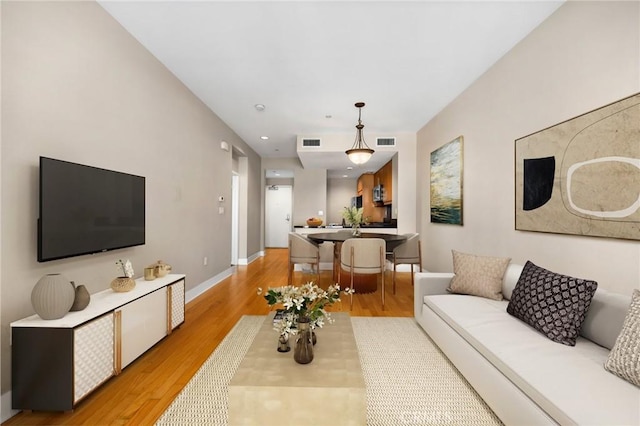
[506,261,598,346]
[604,289,640,387]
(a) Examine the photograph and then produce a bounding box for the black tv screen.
[38,157,145,262]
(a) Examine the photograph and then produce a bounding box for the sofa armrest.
[414,272,454,319]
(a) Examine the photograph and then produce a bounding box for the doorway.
[231,173,239,265]
[265,185,292,248]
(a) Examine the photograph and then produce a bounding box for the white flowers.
[259,282,354,338]
[117,259,134,278]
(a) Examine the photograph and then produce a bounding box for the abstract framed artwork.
[515,93,640,241]
[430,136,463,225]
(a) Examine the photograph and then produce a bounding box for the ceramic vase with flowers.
[111,259,136,292]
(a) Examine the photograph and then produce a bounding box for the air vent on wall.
[302,138,321,147]
[376,137,396,147]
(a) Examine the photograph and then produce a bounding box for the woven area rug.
[156,316,502,426]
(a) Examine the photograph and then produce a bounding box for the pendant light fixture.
[346,102,374,165]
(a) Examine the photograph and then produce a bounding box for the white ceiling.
[98,0,563,177]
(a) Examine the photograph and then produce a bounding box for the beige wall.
[417,1,640,295]
[0,0,261,400]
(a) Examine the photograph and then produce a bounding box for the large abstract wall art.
[430,136,463,225]
[515,93,640,241]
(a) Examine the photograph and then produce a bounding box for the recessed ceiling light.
[255,104,265,111]
[342,174,348,178]
[347,166,353,170]
[260,136,269,140]
[275,173,281,176]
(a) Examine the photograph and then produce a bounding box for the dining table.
[307,231,407,293]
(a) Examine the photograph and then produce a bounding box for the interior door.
[265,185,292,248]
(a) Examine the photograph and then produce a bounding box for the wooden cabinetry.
[357,173,384,222]
[374,160,393,205]
[11,275,185,411]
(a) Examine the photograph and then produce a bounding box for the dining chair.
[288,233,321,285]
[339,238,386,309]
[387,233,422,294]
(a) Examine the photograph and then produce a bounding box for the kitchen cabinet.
[374,160,393,205]
[11,274,185,411]
[357,173,384,222]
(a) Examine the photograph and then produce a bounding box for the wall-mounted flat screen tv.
[38,157,145,262]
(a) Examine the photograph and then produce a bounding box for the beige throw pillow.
[448,250,511,301]
[605,289,640,387]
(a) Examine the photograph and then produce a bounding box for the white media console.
[10,274,186,411]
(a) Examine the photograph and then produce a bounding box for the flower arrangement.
[342,206,367,235]
[258,282,354,337]
[342,206,365,227]
[116,259,135,278]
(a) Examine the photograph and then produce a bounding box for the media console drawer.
[11,274,185,412]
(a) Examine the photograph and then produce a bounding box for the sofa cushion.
[424,294,640,426]
[580,287,630,350]
[605,289,640,386]
[501,263,524,301]
[448,250,511,301]
[507,261,597,346]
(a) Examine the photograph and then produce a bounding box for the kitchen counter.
[294,222,397,229]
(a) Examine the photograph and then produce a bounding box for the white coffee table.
[228,312,366,425]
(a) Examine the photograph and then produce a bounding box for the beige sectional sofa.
[414,263,639,425]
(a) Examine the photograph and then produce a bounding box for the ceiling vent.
[302,138,321,147]
[376,137,396,147]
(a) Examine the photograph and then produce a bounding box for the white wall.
[327,177,357,224]
[417,1,640,295]
[1,0,262,400]
[261,157,328,227]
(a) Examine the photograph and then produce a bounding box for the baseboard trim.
[1,389,17,423]
[237,250,264,266]
[185,267,235,304]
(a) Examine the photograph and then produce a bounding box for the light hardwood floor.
[4,248,415,425]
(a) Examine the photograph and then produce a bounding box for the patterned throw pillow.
[605,289,640,387]
[448,250,511,301]
[507,261,598,346]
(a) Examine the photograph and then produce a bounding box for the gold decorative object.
[149,260,172,278]
[110,277,136,292]
[306,217,323,227]
[144,267,156,281]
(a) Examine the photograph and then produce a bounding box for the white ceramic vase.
[31,274,75,320]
